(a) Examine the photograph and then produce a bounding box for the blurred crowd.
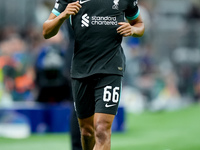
[0,0,200,113]
[0,22,73,104]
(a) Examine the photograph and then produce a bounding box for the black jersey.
[52,0,140,78]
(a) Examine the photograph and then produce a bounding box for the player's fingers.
[70,10,78,15]
[117,26,130,34]
[123,32,132,37]
[117,26,123,31]
[117,23,130,32]
[72,1,82,8]
[117,23,126,30]
[117,25,126,32]
[118,22,130,28]
[118,22,126,25]
[74,1,82,8]
[73,7,80,13]
[67,11,77,15]
[118,26,132,36]
[74,4,82,12]
[71,12,76,15]
[119,30,130,36]
[73,10,78,15]
[68,6,81,14]
[68,2,82,9]
[69,4,81,10]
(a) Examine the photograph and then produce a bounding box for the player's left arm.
[117,14,145,37]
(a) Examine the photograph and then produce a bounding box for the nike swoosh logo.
[80,0,91,4]
[105,103,116,108]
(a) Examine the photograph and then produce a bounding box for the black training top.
[52,0,140,78]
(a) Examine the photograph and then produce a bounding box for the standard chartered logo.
[91,16,117,25]
[81,14,90,27]
[81,14,118,27]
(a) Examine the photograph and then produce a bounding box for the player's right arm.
[43,1,81,39]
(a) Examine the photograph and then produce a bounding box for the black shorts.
[71,74,122,119]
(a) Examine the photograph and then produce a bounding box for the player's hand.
[62,1,82,19]
[117,22,135,37]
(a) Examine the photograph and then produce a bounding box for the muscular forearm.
[43,13,67,39]
[43,1,81,39]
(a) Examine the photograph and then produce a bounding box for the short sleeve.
[125,0,140,20]
[52,0,69,16]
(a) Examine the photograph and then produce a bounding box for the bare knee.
[80,124,94,138]
[78,116,95,138]
[78,116,95,150]
[95,121,112,144]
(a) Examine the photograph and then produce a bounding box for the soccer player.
[43,0,144,150]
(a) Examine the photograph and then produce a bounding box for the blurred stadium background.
[0,0,200,149]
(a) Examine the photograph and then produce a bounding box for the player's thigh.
[78,115,94,134]
[71,77,95,119]
[94,113,115,130]
[94,75,122,115]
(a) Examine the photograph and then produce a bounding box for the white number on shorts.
[103,86,120,103]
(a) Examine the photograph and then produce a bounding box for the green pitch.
[0,104,200,150]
